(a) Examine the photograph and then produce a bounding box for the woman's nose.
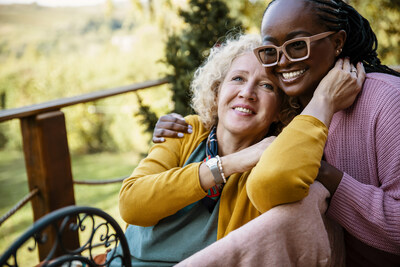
[238,82,257,101]
[277,51,291,67]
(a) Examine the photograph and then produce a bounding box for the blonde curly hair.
[191,34,299,135]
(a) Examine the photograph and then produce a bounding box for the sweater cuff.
[193,162,209,198]
[326,172,361,224]
[295,115,329,130]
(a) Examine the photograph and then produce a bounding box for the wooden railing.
[0,78,168,260]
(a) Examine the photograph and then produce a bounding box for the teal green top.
[109,139,219,266]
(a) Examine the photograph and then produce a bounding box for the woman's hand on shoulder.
[152,113,193,143]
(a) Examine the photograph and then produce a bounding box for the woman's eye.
[261,83,274,90]
[289,40,307,50]
[232,76,243,82]
[264,47,276,56]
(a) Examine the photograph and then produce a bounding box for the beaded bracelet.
[215,155,226,183]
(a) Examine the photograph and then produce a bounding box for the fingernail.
[160,137,165,142]
[187,128,193,134]
[178,133,184,138]
[188,125,193,129]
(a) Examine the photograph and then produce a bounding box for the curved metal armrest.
[0,206,131,267]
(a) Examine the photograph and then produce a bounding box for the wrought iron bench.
[0,206,131,267]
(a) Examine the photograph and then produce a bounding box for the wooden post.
[20,110,79,260]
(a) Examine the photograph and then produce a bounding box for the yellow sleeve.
[119,115,208,226]
[247,115,328,213]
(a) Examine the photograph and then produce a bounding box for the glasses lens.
[285,40,308,59]
[258,47,277,65]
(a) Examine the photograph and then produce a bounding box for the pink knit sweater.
[325,72,400,263]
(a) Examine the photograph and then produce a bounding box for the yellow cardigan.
[119,115,328,239]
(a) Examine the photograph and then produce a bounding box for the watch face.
[206,157,217,167]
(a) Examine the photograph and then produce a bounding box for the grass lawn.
[0,149,142,265]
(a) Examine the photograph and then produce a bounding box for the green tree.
[134,93,159,140]
[136,0,242,133]
[223,0,269,30]
[166,0,243,115]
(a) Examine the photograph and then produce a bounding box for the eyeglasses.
[253,31,336,67]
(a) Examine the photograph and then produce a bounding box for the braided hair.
[264,0,400,77]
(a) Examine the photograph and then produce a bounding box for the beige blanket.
[176,181,345,267]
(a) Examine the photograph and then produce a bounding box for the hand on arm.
[315,160,343,196]
[152,113,192,143]
[302,58,365,127]
[222,136,277,174]
[198,137,276,190]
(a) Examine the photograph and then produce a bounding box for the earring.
[336,48,342,56]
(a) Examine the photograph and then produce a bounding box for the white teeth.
[282,69,306,80]
[234,107,253,114]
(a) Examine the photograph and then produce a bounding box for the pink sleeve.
[327,77,400,254]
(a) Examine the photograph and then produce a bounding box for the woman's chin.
[279,79,314,98]
[280,85,305,97]
[223,124,262,139]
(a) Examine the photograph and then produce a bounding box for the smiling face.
[261,0,343,104]
[216,52,281,143]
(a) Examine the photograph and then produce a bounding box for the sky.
[0,0,128,6]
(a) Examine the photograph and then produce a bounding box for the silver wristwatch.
[205,157,225,184]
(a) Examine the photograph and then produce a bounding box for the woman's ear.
[334,30,346,56]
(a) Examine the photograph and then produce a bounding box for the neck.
[299,94,313,107]
[216,127,266,156]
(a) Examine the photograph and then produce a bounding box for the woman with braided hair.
[255,1,400,265]
[154,0,400,265]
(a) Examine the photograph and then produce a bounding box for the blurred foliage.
[77,103,117,153]
[165,0,242,116]
[0,2,170,154]
[223,0,268,32]
[349,0,400,66]
[134,93,159,143]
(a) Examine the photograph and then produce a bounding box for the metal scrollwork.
[0,206,131,267]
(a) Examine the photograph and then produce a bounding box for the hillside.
[0,3,172,153]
